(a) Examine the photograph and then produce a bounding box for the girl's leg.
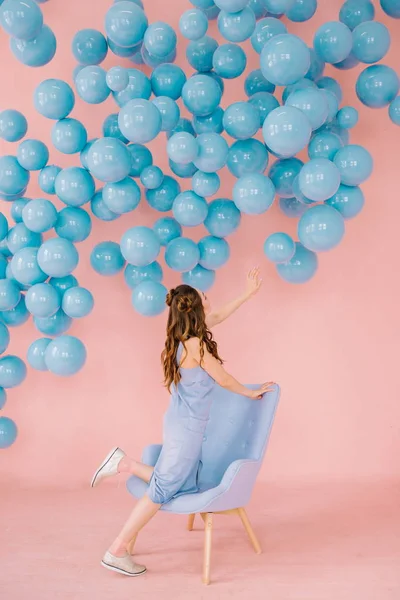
[118,456,153,483]
[109,495,161,556]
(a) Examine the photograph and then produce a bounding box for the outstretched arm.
[207,268,262,328]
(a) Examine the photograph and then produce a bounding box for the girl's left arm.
[206,267,262,328]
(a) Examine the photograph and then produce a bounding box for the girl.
[91,268,275,577]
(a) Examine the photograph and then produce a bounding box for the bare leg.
[117,456,153,483]
[109,495,161,556]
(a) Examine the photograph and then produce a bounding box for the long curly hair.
[162,284,222,392]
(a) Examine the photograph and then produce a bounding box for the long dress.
[147,342,215,505]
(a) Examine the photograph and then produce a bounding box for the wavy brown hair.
[162,284,222,392]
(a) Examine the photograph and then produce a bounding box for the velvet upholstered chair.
[126,383,280,584]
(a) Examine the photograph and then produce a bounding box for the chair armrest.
[141,444,162,467]
[204,459,261,512]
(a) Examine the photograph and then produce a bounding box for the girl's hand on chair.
[245,267,262,298]
[249,382,275,400]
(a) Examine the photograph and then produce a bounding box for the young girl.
[91,268,275,577]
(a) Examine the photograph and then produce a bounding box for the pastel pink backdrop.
[0,0,399,490]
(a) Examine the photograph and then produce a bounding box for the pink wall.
[0,0,399,489]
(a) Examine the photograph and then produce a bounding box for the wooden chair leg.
[127,534,137,555]
[202,513,213,585]
[237,508,262,554]
[187,514,195,531]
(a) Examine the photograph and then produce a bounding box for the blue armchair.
[127,384,280,584]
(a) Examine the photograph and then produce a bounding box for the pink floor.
[1,481,399,599]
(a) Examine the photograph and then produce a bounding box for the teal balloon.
[146,175,180,212]
[62,286,94,318]
[263,106,312,158]
[352,21,390,64]
[264,232,295,263]
[277,242,318,283]
[316,76,343,102]
[182,265,215,291]
[152,96,180,132]
[269,158,303,198]
[10,24,56,67]
[248,92,279,127]
[325,184,364,219]
[286,0,317,21]
[151,64,187,100]
[44,335,86,376]
[1,295,30,327]
[72,28,108,65]
[75,66,110,104]
[165,237,200,272]
[0,355,27,388]
[333,144,373,185]
[356,64,399,108]
[0,280,20,311]
[380,0,400,18]
[17,139,48,171]
[339,0,375,30]
[49,275,78,296]
[0,416,18,448]
[260,34,310,85]
[112,68,151,107]
[212,44,246,79]
[124,262,163,289]
[102,114,128,143]
[282,77,316,103]
[37,238,79,277]
[22,199,57,233]
[227,138,269,178]
[298,204,345,251]
[131,281,167,317]
[105,1,148,48]
[90,190,119,222]
[118,98,162,143]
[90,241,125,276]
[55,207,92,242]
[27,337,51,371]
[298,158,341,201]
[285,88,329,130]
[0,0,43,40]
[318,89,339,123]
[0,109,28,142]
[308,131,343,160]
[214,0,248,9]
[25,283,60,317]
[205,199,241,237]
[336,106,358,129]
[102,178,141,214]
[182,74,222,117]
[279,196,307,218]
[305,48,325,81]
[389,96,400,125]
[106,66,129,91]
[87,137,132,182]
[292,174,314,204]
[217,8,256,43]
[166,117,195,140]
[248,0,267,18]
[7,223,42,254]
[223,102,260,139]
[186,36,218,72]
[233,174,275,214]
[198,235,230,269]
[0,388,6,409]
[10,247,46,286]
[51,118,87,154]
[194,132,228,172]
[193,107,224,135]
[314,21,352,64]
[251,16,287,54]
[192,170,220,197]
[167,132,198,164]
[0,214,8,242]
[179,9,208,40]
[39,165,61,195]
[144,21,176,59]
[140,166,164,189]
[0,156,30,196]
[173,191,208,226]
[34,308,71,336]
[244,69,276,96]
[0,255,7,279]
[153,217,182,248]
[0,322,10,354]
[10,199,28,225]
[263,0,294,12]
[128,143,153,177]
[169,159,197,179]
[120,226,160,266]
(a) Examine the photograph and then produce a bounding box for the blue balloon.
[102,178,141,214]
[21,199,57,234]
[263,0,294,12]
[167,132,198,165]
[124,262,163,289]
[277,242,318,283]
[285,88,329,130]
[314,21,352,64]
[292,174,313,205]
[1,295,30,327]
[308,131,343,160]
[165,237,200,272]
[0,255,7,280]
[0,280,21,311]
[227,138,269,178]
[131,281,167,317]
[152,96,180,132]
[37,238,78,278]
[118,98,162,143]
[214,0,248,9]
[333,144,373,185]
[34,309,71,336]
[38,165,61,194]
[336,106,358,129]
[0,322,10,354]
[212,43,246,79]
[186,133,225,176]
[62,286,93,318]
[90,190,119,222]
[317,89,339,124]
[0,109,27,142]
[233,173,275,214]
[205,199,241,237]
[173,191,208,226]
[260,34,310,85]
[153,217,182,246]
[0,388,6,410]
[25,283,60,317]
[10,24,56,67]
[316,76,343,102]
[169,160,197,179]
[298,204,345,251]
[0,239,12,258]
[182,74,222,117]
[75,66,110,104]
[268,158,303,198]
[305,48,325,81]
[248,91,280,126]
[179,9,208,40]
[356,64,399,108]
[182,265,215,291]
[325,184,364,219]
[198,235,230,269]
[151,64,187,100]
[55,167,95,207]
[106,66,129,92]
[0,416,17,448]
[10,247,46,285]
[107,38,141,59]
[90,241,125,276]
[120,226,160,267]
[128,143,153,178]
[55,207,92,242]
[298,158,341,201]
[282,77,316,103]
[166,117,196,140]
[192,170,220,197]
[352,21,390,64]
[10,199,29,226]
[193,107,224,135]
[244,69,276,96]
[286,0,317,21]
[7,223,42,253]
[27,337,51,371]
[44,335,86,376]
[389,96,400,125]
[51,118,87,154]
[251,16,287,54]
[218,8,256,43]
[72,28,108,65]
[17,139,48,171]
[279,196,307,218]
[186,36,218,72]
[0,0,43,40]
[140,166,164,189]
[339,0,375,30]
[0,156,29,196]
[380,0,400,18]
[144,21,176,59]
[102,114,128,143]
[263,106,312,158]
[146,175,180,212]
[142,44,176,68]
[49,275,78,297]
[248,0,267,18]
[112,68,151,107]
[0,213,9,240]
[105,1,147,47]
[87,137,132,182]
[264,232,295,263]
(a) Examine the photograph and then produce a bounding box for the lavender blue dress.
[147,342,215,504]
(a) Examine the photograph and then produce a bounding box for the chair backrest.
[199,384,280,489]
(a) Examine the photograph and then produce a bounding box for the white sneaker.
[91,447,125,488]
[101,551,146,577]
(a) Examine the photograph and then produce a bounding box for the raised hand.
[245,267,262,298]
